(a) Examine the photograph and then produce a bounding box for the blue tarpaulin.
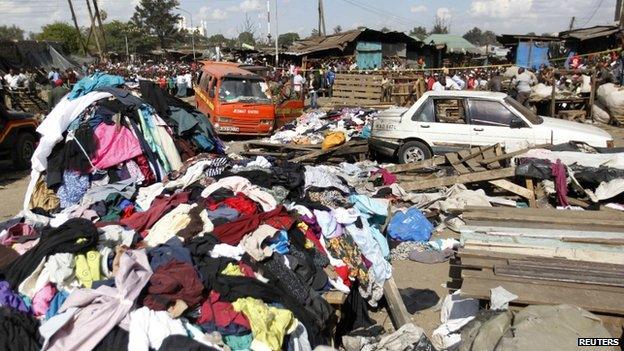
[356,41,382,70]
[516,41,550,69]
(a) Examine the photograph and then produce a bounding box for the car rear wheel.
[398,141,432,164]
[12,133,36,170]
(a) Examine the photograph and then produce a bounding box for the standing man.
[48,79,70,110]
[293,68,306,99]
[325,66,336,98]
[512,67,535,107]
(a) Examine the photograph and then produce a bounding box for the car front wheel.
[398,141,432,164]
[12,133,36,170]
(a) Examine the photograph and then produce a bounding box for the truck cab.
[194,61,302,136]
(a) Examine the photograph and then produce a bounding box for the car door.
[414,97,472,154]
[467,99,535,149]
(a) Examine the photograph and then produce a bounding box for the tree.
[238,32,255,45]
[409,26,427,40]
[463,27,483,45]
[132,0,181,49]
[0,25,25,41]
[238,13,257,40]
[333,25,342,34]
[431,15,449,34]
[526,32,537,36]
[103,20,157,54]
[311,28,320,37]
[36,22,83,54]
[207,34,230,46]
[278,32,300,47]
[380,27,391,33]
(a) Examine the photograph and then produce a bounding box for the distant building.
[177,16,207,37]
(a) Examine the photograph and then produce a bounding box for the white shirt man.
[514,71,535,93]
[451,74,466,90]
[445,76,461,90]
[431,81,445,92]
[4,73,19,89]
[184,73,192,89]
[293,73,306,93]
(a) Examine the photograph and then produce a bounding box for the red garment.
[134,155,156,185]
[304,228,327,255]
[198,291,250,330]
[334,265,351,287]
[371,168,397,185]
[238,262,256,278]
[212,205,294,245]
[142,260,204,311]
[551,159,569,207]
[120,192,190,234]
[208,193,259,216]
[120,205,135,219]
[427,77,436,91]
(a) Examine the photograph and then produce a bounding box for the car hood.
[538,117,612,140]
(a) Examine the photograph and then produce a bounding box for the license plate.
[218,126,240,132]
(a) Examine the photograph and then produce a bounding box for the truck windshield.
[219,77,270,103]
[505,97,543,124]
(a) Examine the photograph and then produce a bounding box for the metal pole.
[177,7,196,61]
[274,0,279,66]
[125,35,129,59]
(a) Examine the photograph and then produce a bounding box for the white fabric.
[431,290,479,350]
[210,243,245,260]
[135,183,165,210]
[490,286,518,311]
[303,166,350,193]
[595,178,624,200]
[519,149,624,170]
[128,307,187,351]
[99,225,136,247]
[145,204,197,247]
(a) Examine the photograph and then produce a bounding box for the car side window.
[469,100,517,127]
[411,98,435,122]
[434,99,467,124]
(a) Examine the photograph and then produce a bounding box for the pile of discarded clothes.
[0,74,440,350]
[270,108,375,145]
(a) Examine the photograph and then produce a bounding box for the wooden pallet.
[242,139,369,164]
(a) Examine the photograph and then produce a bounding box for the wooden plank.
[445,153,471,174]
[488,179,535,200]
[383,277,413,328]
[458,149,487,172]
[401,167,516,191]
[478,144,553,165]
[525,178,537,208]
[494,265,624,287]
[385,156,446,173]
[460,270,624,315]
[458,206,624,222]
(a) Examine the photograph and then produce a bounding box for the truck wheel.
[398,141,431,164]
[12,133,36,170]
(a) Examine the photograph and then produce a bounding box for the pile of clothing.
[270,108,375,145]
[0,73,434,349]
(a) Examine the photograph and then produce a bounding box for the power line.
[337,0,419,27]
[578,0,606,27]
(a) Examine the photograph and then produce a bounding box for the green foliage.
[409,26,428,40]
[333,25,342,34]
[463,27,498,46]
[278,32,300,47]
[0,25,25,41]
[36,22,82,54]
[103,20,158,54]
[237,31,255,45]
[132,0,181,49]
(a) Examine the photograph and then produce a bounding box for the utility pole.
[177,7,196,61]
[266,0,271,44]
[568,16,575,31]
[67,0,89,56]
[618,0,624,28]
[85,0,104,59]
[92,0,107,52]
[274,0,279,66]
[318,0,326,36]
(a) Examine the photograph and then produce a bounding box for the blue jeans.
[310,91,318,109]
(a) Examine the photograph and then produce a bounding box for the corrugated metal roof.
[559,25,621,41]
[423,34,480,54]
[284,29,364,56]
[198,61,258,78]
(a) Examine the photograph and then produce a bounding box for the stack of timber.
[451,206,624,316]
[242,139,369,163]
[393,144,552,207]
[330,74,388,106]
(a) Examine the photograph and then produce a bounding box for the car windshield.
[505,97,543,124]
[219,77,270,103]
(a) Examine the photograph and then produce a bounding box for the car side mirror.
[510,117,525,129]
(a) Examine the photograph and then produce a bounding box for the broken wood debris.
[241,139,368,163]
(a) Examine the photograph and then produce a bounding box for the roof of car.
[423,90,508,100]
[199,61,260,79]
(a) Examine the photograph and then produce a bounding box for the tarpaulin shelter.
[559,25,622,54]
[0,40,81,73]
[497,34,562,68]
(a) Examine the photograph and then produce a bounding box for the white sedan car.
[369,91,614,163]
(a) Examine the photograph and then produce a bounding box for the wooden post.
[550,77,556,118]
[588,70,597,121]
[92,0,107,52]
[383,277,412,328]
[67,0,89,56]
[85,0,103,59]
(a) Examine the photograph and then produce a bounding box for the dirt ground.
[0,119,623,338]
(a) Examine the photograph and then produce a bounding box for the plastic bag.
[321,131,346,151]
[387,207,434,242]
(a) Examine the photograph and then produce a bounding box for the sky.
[0,0,619,39]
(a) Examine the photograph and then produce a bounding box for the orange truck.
[194,61,303,136]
